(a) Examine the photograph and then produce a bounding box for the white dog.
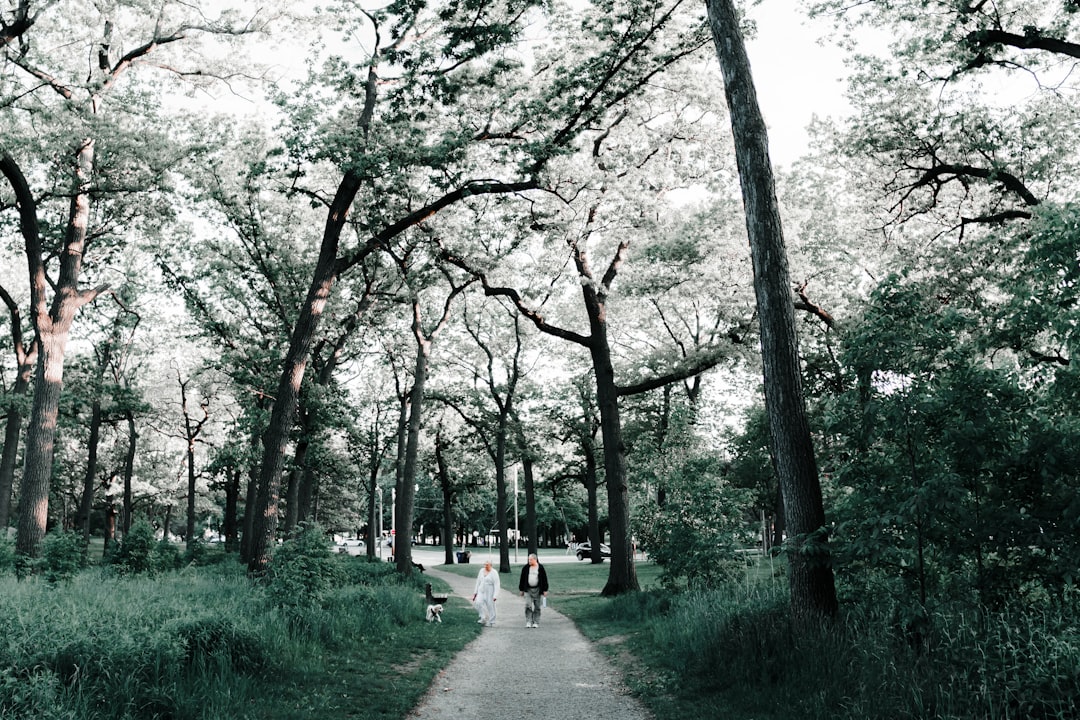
[426,603,444,623]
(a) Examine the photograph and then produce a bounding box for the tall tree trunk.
[523,456,538,556]
[283,459,302,534]
[705,0,838,621]
[393,283,468,575]
[179,374,208,553]
[9,138,101,559]
[391,392,409,559]
[494,416,510,573]
[581,422,602,563]
[298,462,317,526]
[240,461,258,563]
[592,339,637,592]
[223,468,241,553]
[285,398,318,533]
[395,341,429,574]
[249,172,363,574]
[102,502,116,557]
[366,449,381,561]
[0,330,34,531]
[772,484,785,551]
[434,429,456,565]
[123,410,136,535]
[0,396,24,530]
[185,436,198,549]
[79,399,103,545]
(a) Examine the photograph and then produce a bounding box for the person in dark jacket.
[517,553,549,628]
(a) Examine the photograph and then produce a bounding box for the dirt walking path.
[407,564,653,720]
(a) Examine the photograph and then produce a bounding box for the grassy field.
[0,543,483,720]
[432,549,666,591]
[7,538,1076,720]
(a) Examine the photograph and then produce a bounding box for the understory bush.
[39,531,85,584]
[105,519,180,576]
[266,524,426,639]
[265,523,343,613]
[633,456,751,590]
[0,555,441,720]
[602,579,1080,720]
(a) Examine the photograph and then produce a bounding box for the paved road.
[407,562,653,720]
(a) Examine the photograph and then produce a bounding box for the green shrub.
[634,455,751,590]
[156,539,183,571]
[40,531,85,584]
[183,537,208,566]
[0,534,15,575]
[108,519,158,575]
[266,523,341,612]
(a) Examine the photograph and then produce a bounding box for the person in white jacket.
[472,559,500,626]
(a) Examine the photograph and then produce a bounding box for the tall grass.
[0,554,477,720]
[559,566,1080,720]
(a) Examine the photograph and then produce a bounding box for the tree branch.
[967,28,1080,61]
[793,282,835,329]
[616,346,726,397]
[0,282,30,361]
[1028,349,1070,366]
[441,248,592,347]
[908,162,1041,207]
[0,0,40,50]
[338,179,541,273]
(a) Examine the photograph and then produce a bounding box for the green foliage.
[0,666,65,720]
[0,534,15,575]
[0,559,469,720]
[158,538,184,570]
[39,531,85,585]
[106,520,182,576]
[634,451,752,590]
[819,223,1080,613]
[182,538,210,567]
[266,524,342,613]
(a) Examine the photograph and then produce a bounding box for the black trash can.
[456,550,471,563]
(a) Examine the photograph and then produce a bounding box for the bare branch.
[338,178,541,273]
[441,247,592,347]
[906,162,1041,207]
[1028,349,1070,366]
[793,281,835,329]
[616,346,726,396]
[967,27,1080,62]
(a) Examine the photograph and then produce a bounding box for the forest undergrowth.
[0,528,479,720]
[558,565,1080,720]
[4,529,1078,720]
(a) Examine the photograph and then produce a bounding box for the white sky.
[743,1,853,167]
[214,1,857,169]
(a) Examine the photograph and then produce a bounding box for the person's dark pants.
[524,587,543,626]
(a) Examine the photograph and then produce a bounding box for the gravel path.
[408,564,653,720]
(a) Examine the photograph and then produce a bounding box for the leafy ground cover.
[444,550,1080,720]
[5,538,1076,720]
[0,538,481,720]
[549,557,1080,720]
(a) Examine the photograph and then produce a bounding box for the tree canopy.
[1,0,1078,636]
